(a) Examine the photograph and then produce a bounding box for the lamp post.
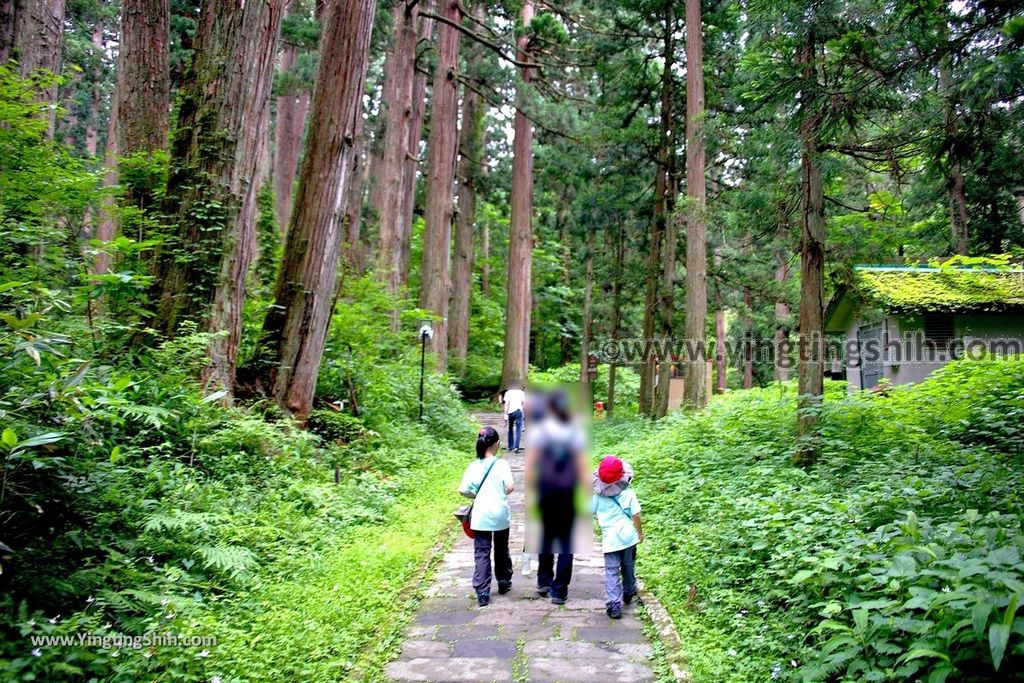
[418,320,433,422]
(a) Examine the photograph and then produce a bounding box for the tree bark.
[253,0,376,420]
[83,20,104,157]
[152,0,285,392]
[607,220,625,413]
[794,35,825,464]
[773,219,791,382]
[10,0,67,137]
[94,94,118,276]
[418,0,462,371]
[681,0,707,409]
[116,0,169,157]
[579,227,595,384]
[342,131,370,276]
[713,246,726,393]
[555,199,579,365]
[639,2,673,417]
[500,0,534,387]
[655,169,677,419]
[397,6,433,290]
[79,19,104,253]
[372,0,418,295]
[480,222,490,296]
[0,0,13,64]
[273,38,311,234]
[449,7,485,367]
[940,63,969,256]
[742,243,754,390]
[115,0,170,214]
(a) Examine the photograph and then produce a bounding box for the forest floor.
[384,413,667,682]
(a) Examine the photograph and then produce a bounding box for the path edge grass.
[361,507,461,681]
[637,579,693,682]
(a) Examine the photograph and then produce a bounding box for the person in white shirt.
[502,381,526,452]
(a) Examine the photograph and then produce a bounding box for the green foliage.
[0,66,99,278]
[597,360,1024,682]
[306,409,367,444]
[253,183,281,294]
[1,213,476,681]
[529,361,641,411]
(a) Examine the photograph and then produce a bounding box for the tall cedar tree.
[713,246,726,392]
[373,0,419,297]
[397,7,434,290]
[419,0,462,369]
[638,1,674,416]
[253,0,377,420]
[5,0,66,137]
[152,0,285,392]
[681,0,708,409]
[773,219,791,381]
[579,227,595,383]
[448,1,486,366]
[94,0,169,275]
[273,0,313,233]
[793,32,826,463]
[114,0,169,163]
[500,0,534,387]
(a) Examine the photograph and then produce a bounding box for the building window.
[923,313,957,359]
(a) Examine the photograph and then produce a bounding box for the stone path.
[385,413,659,683]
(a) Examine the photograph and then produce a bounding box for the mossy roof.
[854,267,1024,313]
[825,266,1024,332]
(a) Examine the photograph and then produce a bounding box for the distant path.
[384,412,658,682]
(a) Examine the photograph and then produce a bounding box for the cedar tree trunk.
[418,0,462,370]
[794,36,826,464]
[11,0,67,137]
[448,9,485,366]
[255,0,377,420]
[500,0,534,387]
[152,0,285,392]
[681,0,708,409]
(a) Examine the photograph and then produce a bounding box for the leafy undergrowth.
[186,454,464,681]
[595,359,1024,683]
[1,319,476,681]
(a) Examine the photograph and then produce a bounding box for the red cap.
[598,456,625,484]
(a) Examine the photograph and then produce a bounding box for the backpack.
[538,438,577,495]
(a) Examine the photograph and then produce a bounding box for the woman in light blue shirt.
[459,427,515,606]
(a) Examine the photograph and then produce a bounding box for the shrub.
[306,409,367,444]
[596,359,1024,682]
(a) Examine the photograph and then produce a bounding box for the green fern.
[194,544,257,579]
[116,403,176,429]
[143,510,224,533]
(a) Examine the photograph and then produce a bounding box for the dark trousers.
[507,409,523,450]
[604,544,637,609]
[473,528,512,596]
[536,552,573,600]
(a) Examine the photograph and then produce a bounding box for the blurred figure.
[524,389,591,604]
[502,379,526,453]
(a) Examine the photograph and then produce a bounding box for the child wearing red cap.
[591,455,643,619]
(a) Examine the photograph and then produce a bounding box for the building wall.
[882,315,946,386]
[844,311,1024,390]
[957,313,1024,344]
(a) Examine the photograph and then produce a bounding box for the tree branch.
[419,10,545,70]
